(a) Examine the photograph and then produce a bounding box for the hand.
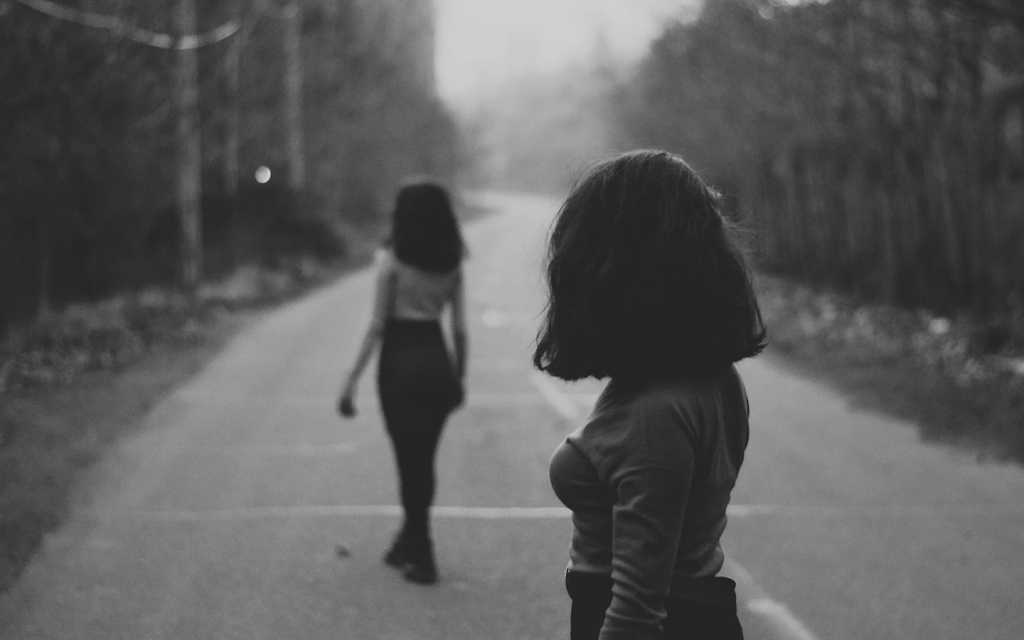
[338,392,356,418]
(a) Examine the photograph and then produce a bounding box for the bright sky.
[435,0,701,108]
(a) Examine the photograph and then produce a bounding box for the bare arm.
[450,268,468,380]
[339,256,394,416]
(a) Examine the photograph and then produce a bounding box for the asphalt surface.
[1,192,1023,639]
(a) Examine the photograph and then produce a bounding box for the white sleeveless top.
[367,250,466,335]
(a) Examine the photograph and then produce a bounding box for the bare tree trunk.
[805,153,836,280]
[35,206,52,319]
[175,0,203,293]
[769,177,788,268]
[841,156,862,294]
[928,137,964,299]
[894,147,926,302]
[223,30,241,268]
[283,2,305,190]
[746,170,773,262]
[877,172,899,302]
[224,32,240,198]
[1019,102,1024,169]
[776,151,809,277]
[965,136,988,312]
[800,157,821,277]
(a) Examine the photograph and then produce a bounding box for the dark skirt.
[377,319,460,423]
[566,570,744,640]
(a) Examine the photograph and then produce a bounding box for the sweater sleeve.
[599,399,697,640]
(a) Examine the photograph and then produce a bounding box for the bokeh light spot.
[255,166,271,184]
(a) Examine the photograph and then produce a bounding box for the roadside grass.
[0,195,493,595]
[0,318,243,593]
[757,274,1024,464]
[0,253,372,595]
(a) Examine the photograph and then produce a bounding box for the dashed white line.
[434,506,570,519]
[87,498,819,640]
[469,357,527,372]
[91,503,776,524]
[528,371,582,422]
[723,556,821,640]
[121,442,359,457]
[726,504,778,517]
[747,599,821,640]
[92,505,572,523]
[196,443,358,456]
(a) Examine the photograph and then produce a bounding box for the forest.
[615,0,1024,350]
[5,0,1023,351]
[0,0,460,337]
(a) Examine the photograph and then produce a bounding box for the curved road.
[1,193,1023,639]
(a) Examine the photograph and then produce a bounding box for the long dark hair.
[533,150,767,381]
[389,181,465,272]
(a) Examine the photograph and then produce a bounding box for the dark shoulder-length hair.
[389,180,465,272]
[533,150,767,381]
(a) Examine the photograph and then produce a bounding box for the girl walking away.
[537,150,767,639]
[338,180,468,585]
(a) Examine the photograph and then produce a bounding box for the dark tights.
[377,319,459,560]
[384,407,446,556]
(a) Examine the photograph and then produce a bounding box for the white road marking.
[90,503,779,524]
[468,392,560,406]
[176,390,334,404]
[81,497,850,640]
[470,357,528,372]
[92,505,572,523]
[172,387,603,412]
[189,443,358,457]
[174,389,588,410]
[479,309,535,328]
[467,391,597,407]
[434,506,570,519]
[723,556,821,640]
[724,503,1024,517]
[481,310,507,327]
[726,504,778,517]
[529,371,583,422]
[747,599,821,640]
[120,442,359,456]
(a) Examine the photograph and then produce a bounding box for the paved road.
[1,193,1023,639]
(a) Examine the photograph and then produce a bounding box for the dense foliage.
[0,0,459,336]
[615,0,1024,349]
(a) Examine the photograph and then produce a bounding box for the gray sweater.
[549,366,749,640]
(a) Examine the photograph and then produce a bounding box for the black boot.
[402,556,437,584]
[401,537,437,585]
[383,531,407,569]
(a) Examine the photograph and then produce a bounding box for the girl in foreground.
[338,181,467,585]
[538,150,766,639]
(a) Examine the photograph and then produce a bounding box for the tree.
[613,0,1024,340]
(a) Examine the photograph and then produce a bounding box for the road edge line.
[528,371,581,422]
[723,556,821,640]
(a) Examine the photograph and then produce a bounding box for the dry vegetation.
[611,0,1024,463]
[0,198,485,595]
[757,273,1024,464]
[616,0,1024,348]
[0,253,369,594]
